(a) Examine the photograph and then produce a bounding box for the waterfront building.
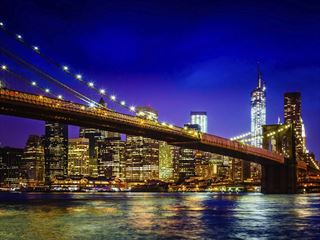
[190,111,207,133]
[97,136,126,179]
[178,147,195,180]
[68,138,90,176]
[177,124,200,181]
[125,106,160,182]
[0,147,23,185]
[21,135,44,185]
[125,135,159,182]
[44,121,68,183]
[159,141,174,181]
[79,97,120,177]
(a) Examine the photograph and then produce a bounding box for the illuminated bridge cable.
[0,22,136,113]
[0,21,180,128]
[0,47,99,106]
[1,65,64,99]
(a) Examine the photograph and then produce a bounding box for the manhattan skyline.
[0,0,319,159]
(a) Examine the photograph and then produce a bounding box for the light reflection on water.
[0,192,319,239]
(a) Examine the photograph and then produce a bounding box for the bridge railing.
[1,89,283,163]
[0,89,199,139]
[201,133,284,163]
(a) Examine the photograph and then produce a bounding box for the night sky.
[0,0,319,159]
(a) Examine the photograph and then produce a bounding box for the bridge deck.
[0,89,284,165]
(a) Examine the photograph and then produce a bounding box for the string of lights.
[0,20,178,128]
[1,64,64,100]
[0,46,99,107]
[266,124,290,137]
[0,21,137,113]
[230,132,252,141]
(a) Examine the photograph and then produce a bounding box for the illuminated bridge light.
[45,88,50,93]
[62,66,69,71]
[169,124,173,128]
[80,106,85,110]
[31,81,37,86]
[99,89,105,94]
[33,46,39,51]
[89,102,95,108]
[110,95,116,101]
[161,122,167,126]
[129,106,135,112]
[57,95,63,99]
[88,82,94,87]
[120,101,125,106]
[0,22,3,27]
[1,65,7,70]
[16,34,22,40]
[76,74,82,80]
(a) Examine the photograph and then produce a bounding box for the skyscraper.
[125,106,159,182]
[284,92,303,161]
[0,147,23,185]
[159,141,174,181]
[79,97,120,177]
[97,136,125,179]
[22,135,45,185]
[68,138,90,176]
[178,124,200,180]
[190,112,208,133]
[250,64,266,147]
[44,122,68,183]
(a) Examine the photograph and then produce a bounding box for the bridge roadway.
[0,89,284,166]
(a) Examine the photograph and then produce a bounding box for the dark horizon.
[0,0,319,159]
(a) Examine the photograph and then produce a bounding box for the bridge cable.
[0,46,101,106]
[1,64,73,101]
[0,22,137,113]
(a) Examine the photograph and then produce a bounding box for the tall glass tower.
[190,112,208,133]
[250,65,266,147]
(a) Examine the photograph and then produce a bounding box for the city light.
[62,66,69,71]
[16,34,22,40]
[57,95,63,99]
[33,46,39,51]
[45,88,50,93]
[31,81,37,86]
[110,95,116,101]
[1,65,7,70]
[120,101,125,106]
[88,82,94,87]
[99,89,105,94]
[130,106,135,112]
[0,22,3,27]
[89,102,95,108]
[76,74,82,80]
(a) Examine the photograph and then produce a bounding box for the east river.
[0,192,319,239]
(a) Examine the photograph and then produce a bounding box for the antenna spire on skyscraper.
[257,61,262,88]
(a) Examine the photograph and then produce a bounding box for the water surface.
[0,192,319,239]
